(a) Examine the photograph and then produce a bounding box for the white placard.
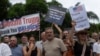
[69,5,90,31]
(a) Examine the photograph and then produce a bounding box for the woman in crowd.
[23,35,41,56]
[53,23,74,56]
[63,35,74,56]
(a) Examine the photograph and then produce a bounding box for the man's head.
[10,36,17,47]
[92,32,98,41]
[41,32,46,41]
[75,30,88,41]
[45,27,54,41]
[21,35,28,44]
[3,35,10,44]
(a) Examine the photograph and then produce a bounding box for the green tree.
[87,11,99,33]
[42,0,72,31]
[87,11,99,20]
[47,0,62,7]
[40,0,63,31]
[7,3,25,19]
[25,0,48,15]
[0,0,10,21]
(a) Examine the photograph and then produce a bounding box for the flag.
[73,6,83,12]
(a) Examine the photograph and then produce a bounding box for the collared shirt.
[93,42,100,54]
[10,45,23,56]
[93,42,98,52]
[0,43,12,56]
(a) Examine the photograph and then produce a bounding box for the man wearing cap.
[68,21,93,56]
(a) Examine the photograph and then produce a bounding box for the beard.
[47,36,54,41]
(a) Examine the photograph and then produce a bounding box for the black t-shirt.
[74,41,92,56]
[27,47,37,56]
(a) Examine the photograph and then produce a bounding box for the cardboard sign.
[45,6,66,25]
[69,5,90,31]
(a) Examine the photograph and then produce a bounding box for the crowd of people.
[0,22,100,56]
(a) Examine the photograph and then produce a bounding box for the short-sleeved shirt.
[0,43,12,56]
[93,42,98,52]
[94,42,100,54]
[36,41,43,51]
[43,38,67,56]
[10,45,23,56]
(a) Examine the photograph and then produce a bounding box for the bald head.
[92,32,98,37]
[41,32,46,41]
[92,32,98,41]
[11,36,17,39]
[41,32,45,37]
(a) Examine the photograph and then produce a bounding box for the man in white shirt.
[93,42,98,56]
[93,38,100,56]
[0,43,12,56]
[36,32,46,51]
[3,35,10,45]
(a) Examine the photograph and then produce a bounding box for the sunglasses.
[78,32,87,35]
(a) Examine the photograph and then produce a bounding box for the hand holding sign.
[71,21,76,28]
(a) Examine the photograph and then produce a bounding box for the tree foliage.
[7,3,25,19]
[47,0,62,7]
[0,0,10,20]
[25,0,48,15]
[87,11,99,20]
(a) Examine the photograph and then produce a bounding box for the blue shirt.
[10,45,23,56]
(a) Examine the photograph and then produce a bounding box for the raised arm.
[23,43,34,56]
[27,43,34,56]
[53,23,63,39]
[67,21,76,46]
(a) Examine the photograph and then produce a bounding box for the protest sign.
[45,6,66,25]
[0,13,40,36]
[0,21,3,29]
[69,5,90,31]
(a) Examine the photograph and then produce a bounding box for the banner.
[69,5,90,31]
[45,6,66,25]
[0,21,3,29]
[0,13,40,36]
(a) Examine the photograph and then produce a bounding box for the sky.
[9,0,100,23]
